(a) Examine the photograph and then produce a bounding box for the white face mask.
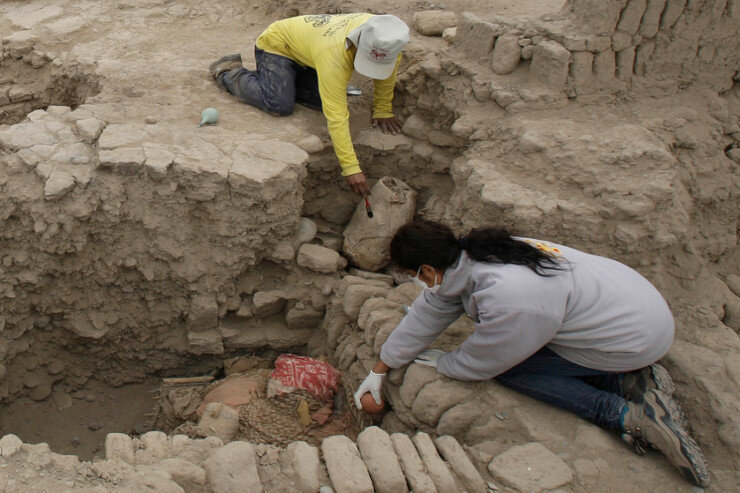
[412,267,441,293]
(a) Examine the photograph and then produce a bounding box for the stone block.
[401,114,432,140]
[488,442,573,492]
[136,431,169,464]
[342,177,416,272]
[202,441,263,493]
[284,441,321,493]
[454,12,502,61]
[8,86,32,103]
[186,294,218,332]
[0,123,57,150]
[413,10,458,36]
[7,5,63,29]
[356,427,408,493]
[492,34,521,74]
[252,290,286,317]
[295,134,326,153]
[616,0,648,35]
[97,147,145,174]
[570,51,595,87]
[434,435,487,493]
[611,31,632,51]
[187,330,224,355]
[411,378,476,426]
[297,243,348,273]
[442,27,457,44]
[44,170,76,200]
[412,432,457,493]
[586,35,612,52]
[437,399,487,437]
[530,41,571,91]
[48,16,86,36]
[634,41,655,75]
[342,284,390,321]
[196,402,239,444]
[399,363,440,408]
[390,433,437,493]
[143,146,175,181]
[640,0,667,37]
[98,124,148,149]
[156,458,208,493]
[660,0,686,29]
[322,435,373,493]
[285,302,324,329]
[75,117,106,143]
[105,433,135,464]
[593,49,616,81]
[0,434,22,458]
[616,46,636,80]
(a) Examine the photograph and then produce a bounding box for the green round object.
[198,107,219,127]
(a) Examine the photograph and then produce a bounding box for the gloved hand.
[354,370,386,409]
[414,349,446,368]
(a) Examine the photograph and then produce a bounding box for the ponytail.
[390,219,562,276]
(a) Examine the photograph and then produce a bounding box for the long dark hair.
[390,219,563,276]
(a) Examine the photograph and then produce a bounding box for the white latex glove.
[414,349,446,368]
[354,370,386,409]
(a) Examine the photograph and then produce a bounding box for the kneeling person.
[209,13,409,197]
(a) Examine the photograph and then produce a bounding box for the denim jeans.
[217,47,322,116]
[496,347,627,431]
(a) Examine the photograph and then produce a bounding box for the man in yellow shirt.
[209,14,410,197]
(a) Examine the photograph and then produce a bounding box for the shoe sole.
[208,53,242,72]
[649,364,677,396]
[649,391,710,488]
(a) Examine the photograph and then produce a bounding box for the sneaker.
[622,390,710,488]
[208,54,242,79]
[621,364,677,401]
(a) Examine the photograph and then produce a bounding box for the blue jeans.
[217,47,322,116]
[496,347,627,431]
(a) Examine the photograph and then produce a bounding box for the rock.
[586,35,611,52]
[297,244,348,273]
[342,177,416,272]
[492,34,522,74]
[616,46,636,80]
[616,0,648,35]
[0,435,23,458]
[593,49,616,81]
[726,274,740,297]
[343,284,390,321]
[44,170,76,200]
[136,431,170,464]
[0,123,57,150]
[252,290,287,317]
[570,51,594,86]
[488,442,573,492]
[639,0,666,38]
[611,32,632,52]
[188,330,224,354]
[48,16,86,36]
[98,124,148,149]
[8,86,33,102]
[296,135,326,153]
[402,114,433,140]
[399,363,440,408]
[98,147,146,173]
[202,441,263,493]
[454,12,503,61]
[390,433,437,493]
[284,441,321,493]
[442,27,457,44]
[7,5,63,29]
[156,458,208,493]
[196,402,239,443]
[187,294,218,332]
[320,192,356,224]
[434,435,487,493]
[412,378,476,426]
[322,435,373,493]
[437,399,487,437]
[105,433,135,464]
[413,10,458,36]
[412,432,457,493]
[143,146,175,181]
[356,427,408,493]
[660,0,686,29]
[285,303,324,329]
[530,41,571,91]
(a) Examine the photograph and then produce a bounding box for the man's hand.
[372,117,403,135]
[345,171,371,197]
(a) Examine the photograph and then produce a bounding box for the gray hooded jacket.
[379,239,674,380]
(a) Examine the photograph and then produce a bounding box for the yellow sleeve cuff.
[372,111,395,120]
[341,164,363,176]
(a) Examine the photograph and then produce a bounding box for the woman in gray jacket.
[354,219,708,487]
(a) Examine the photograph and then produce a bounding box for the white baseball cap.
[347,15,410,80]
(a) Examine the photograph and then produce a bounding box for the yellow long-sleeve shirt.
[256,13,400,176]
